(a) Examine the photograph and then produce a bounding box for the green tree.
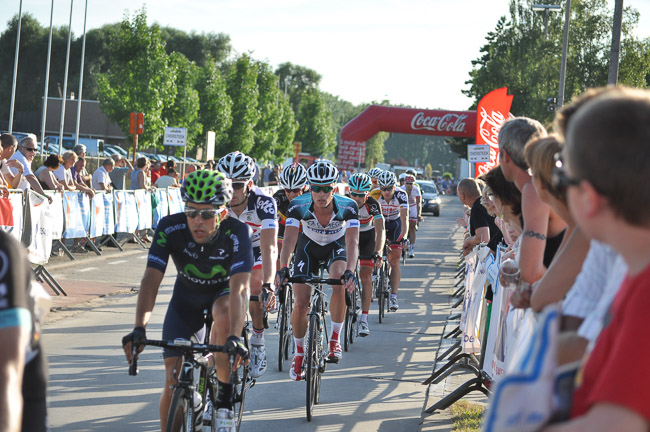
[295,88,336,158]
[97,9,176,149]
[250,61,281,161]
[463,0,650,124]
[275,62,322,113]
[364,131,387,168]
[223,54,259,154]
[274,93,299,162]
[160,27,231,66]
[163,52,201,155]
[197,60,232,154]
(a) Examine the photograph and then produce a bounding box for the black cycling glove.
[277,267,290,285]
[122,326,146,348]
[226,335,250,361]
[341,270,355,284]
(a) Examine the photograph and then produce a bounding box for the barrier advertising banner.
[462,247,490,354]
[0,192,23,240]
[135,189,153,230]
[102,193,115,235]
[46,192,64,241]
[114,191,138,233]
[167,187,184,215]
[26,191,53,265]
[62,192,90,239]
[475,87,513,177]
[152,188,169,228]
[90,193,105,238]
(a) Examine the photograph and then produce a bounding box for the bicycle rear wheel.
[166,387,191,432]
[305,313,320,421]
[233,330,250,430]
[343,291,352,352]
[378,265,386,323]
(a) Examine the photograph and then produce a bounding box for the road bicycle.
[401,238,411,265]
[374,244,393,323]
[286,269,342,422]
[275,282,294,372]
[343,267,361,352]
[129,310,254,431]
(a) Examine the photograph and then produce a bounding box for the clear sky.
[3,0,649,111]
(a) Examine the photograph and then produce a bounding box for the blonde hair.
[524,135,565,202]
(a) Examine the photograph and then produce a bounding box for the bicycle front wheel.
[305,313,320,421]
[277,287,289,371]
[166,387,191,432]
[378,265,386,323]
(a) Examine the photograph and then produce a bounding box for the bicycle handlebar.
[128,338,227,376]
[287,276,343,285]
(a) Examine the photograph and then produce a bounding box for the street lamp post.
[532,4,561,38]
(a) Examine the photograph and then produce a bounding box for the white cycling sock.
[294,337,304,354]
[330,321,343,341]
[251,327,264,346]
[360,313,368,323]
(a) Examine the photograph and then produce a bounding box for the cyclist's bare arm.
[260,228,278,285]
[373,217,386,254]
[399,207,409,240]
[344,226,360,292]
[0,324,29,432]
[229,272,250,339]
[134,267,164,328]
[278,225,299,272]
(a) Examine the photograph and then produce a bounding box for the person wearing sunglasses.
[404,174,422,258]
[376,170,409,312]
[367,167,384,201]
[122,170,253,431]
[0,133,25,189]
[217,151,278,379]
[347,173,385,337]
[8,136,52,203]
[275,160,359,380]
[273,163,308,258]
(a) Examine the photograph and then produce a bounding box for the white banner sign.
[46,192,64,241]
[163,127,187,147]
[468,144,491,163]
[26,191,53,265]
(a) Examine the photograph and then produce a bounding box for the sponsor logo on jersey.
[184,263,228,279]
[156,232,168,247]
[256,197,276,216]
[183,248,199,259]
[163,223,186,235]
[298,260,305,272]
[336,248,345,255]
[148,255,167,267]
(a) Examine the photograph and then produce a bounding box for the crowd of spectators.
[455,86,650,431]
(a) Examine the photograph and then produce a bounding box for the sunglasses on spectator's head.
[380,186,394,192]
[184,208,219,220]
[311,185,333,193]
[22,146,36,152]
[231,181,247,190]
[285,188,302,194]
[350,191,367,197]
[551,152,581,189]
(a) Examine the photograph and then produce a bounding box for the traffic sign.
[163,127,187,147]
[467,144,490,163]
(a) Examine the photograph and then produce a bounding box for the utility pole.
[608,0,624,84]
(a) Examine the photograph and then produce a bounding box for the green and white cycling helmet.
[181,170,233,206]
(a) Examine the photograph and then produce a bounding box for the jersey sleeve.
[230,223,254,275]
[255,195,278,230]
[396,190,409,208]
[0,232,32,330]
[147,216,175,273]
[285,198,304,228]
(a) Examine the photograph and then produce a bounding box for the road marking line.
[77,267,98,273]
[109,260,129,265]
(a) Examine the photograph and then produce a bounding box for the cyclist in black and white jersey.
[377,171,409,311]
[122,171,253,431]
[347,173,385,336]
[0,231,48,432]
[275,161,359,381]
[273,162,308,257]
[217,151,278,379]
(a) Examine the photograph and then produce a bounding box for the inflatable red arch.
[338,87,513,177]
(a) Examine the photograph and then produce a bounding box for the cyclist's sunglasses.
[350,191,367,197]
[184,208,220,220]
[285,188,302,194]
[380,186,394,192]
[311,185,334,193]
[231,182,247,190]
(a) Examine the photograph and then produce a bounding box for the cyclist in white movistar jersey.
[217,151,278,378]
[376,171,409,311]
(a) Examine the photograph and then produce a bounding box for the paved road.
[42,195,464,431]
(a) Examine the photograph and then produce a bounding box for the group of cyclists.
[121,151,425,431]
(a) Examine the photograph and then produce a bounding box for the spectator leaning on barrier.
[542,88,650,432]
[70,157,94,198]
[154,168,179,188]
[34,154,65,192]
[457,177,502,255]
[108,153,133,190]
[484,165,523,247]
[9,137,52,203]
[53,151,77,191]
[130,157,152,191]
[150,161,163,184]
[0,133,24,189]
[498,117,566,283]
[73,144,92,187]
[92,158,114,192]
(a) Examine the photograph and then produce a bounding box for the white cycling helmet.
[216,151,256,180]
[279,163,308,190]
[367,167,383,179]
[307,161,339,185]
[377,171,397,187]
[398,173,406,181]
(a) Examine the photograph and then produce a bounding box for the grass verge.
[450,400,485,432]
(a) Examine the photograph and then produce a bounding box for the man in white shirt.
[0,134,24,189]
[9,137,51,203]
[92,158,114,191]
[154,168,179,188]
